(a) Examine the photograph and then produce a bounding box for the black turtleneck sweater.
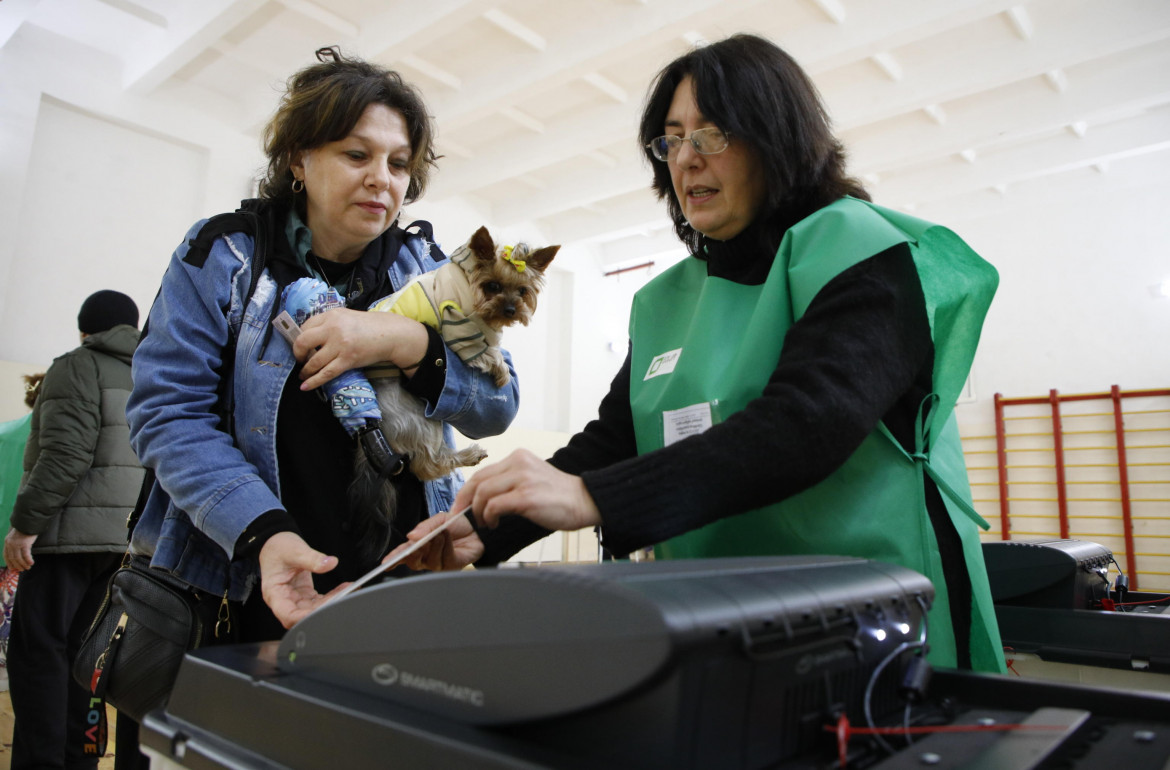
[478,215,974,667]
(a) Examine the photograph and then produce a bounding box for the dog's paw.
[467,347,512,388]
[492,367,511,388]
[478,348,511,388]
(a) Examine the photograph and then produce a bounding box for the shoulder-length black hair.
[259,47,438,210]
[638,34,868,254]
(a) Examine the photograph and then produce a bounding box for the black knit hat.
[77,290,139,334]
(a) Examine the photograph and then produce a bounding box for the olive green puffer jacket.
[11,325,145,553]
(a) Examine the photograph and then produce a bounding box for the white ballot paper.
[329,508,473,602]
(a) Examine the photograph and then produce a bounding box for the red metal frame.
[993,393,1010,539]
[1111,384,1138,589]
[1049,389,1070,539]
[992,386,1170,585]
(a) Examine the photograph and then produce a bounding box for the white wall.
[1,96,207,365]
[938,150,1170,437]
[0,23,261,383]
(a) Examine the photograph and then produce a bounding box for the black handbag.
[72,555,231,735]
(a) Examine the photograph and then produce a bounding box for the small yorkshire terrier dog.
[352,225,558,523]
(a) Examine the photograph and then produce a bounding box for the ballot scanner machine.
[984,538,1170,673]
[141,555,1170,769]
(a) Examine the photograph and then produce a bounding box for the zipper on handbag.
[215,591,231,639]
[93,612,129,694]
[80,556,129,643]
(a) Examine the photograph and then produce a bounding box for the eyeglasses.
[645,127,730,161]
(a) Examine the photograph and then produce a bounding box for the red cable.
[1002,646,1022,677]
[825,714,1068,768]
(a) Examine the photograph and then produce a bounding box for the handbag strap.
[125,468,155,541]
[83,611,128,758]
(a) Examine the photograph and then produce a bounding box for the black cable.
[862,594,931,755]
[1109,555,1130,610]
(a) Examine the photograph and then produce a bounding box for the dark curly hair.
[259,47,438,209]
[638,34,869,254]
[22,372,44,410]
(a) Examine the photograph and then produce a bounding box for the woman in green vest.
[396,34,1005,673]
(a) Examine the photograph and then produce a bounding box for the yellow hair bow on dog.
[501,244,527,273]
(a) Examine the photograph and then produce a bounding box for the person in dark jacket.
[4,290,145,769]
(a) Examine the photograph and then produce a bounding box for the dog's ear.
[468,226,496,264]
[524,245,559,272]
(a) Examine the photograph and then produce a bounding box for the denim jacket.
[127,215,519,600]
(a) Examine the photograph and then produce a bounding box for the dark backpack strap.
[403,219,448,262]
[209,210,266,437]
[183,211,254,268]
[403,219,434,242]
[125,468,156,539]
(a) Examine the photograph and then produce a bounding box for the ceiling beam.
[122,0,267,94]
[427,100,639,197]
[870,52,903,81]
[596,229,685,270]
[808,0,847,25]
[582,72,628,103]
[499,106,544,133]
[794,0,1021,74]
[425,0,770,130]
[398,53,462,90]
[846,40,1170,175]
[876,108,1170,205]
[96,0,168,28]
[483,8,546,51]
[823,0,1170,130]
[428,0,1062,197]
[275,0,359,38]
[538,192,665,246]
[915,150,1169,225]
[493,147,646,225]
[1003,6,1033,41]
[357,0,494,64]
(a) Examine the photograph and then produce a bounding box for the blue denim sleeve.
[423,345,520,440]
[127,223,284,557]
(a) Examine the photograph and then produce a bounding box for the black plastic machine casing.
[142,554,1170,769]
[983,538,1170,672]
[982,538,1113,609]
[279,555,930,767]
[150,556,933,769]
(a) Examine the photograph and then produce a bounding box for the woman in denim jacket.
[126,49,518,640]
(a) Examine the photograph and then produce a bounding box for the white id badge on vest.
[663,401,715,446]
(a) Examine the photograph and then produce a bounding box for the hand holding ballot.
[393,449,603,572]
[385,509,483,572]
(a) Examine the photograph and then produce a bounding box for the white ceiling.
[5,0,1170,274]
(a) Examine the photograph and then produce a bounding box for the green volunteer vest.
[0,412,33,563]
[628,197,1005,672]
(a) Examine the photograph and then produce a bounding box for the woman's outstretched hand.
[258,531,344,628]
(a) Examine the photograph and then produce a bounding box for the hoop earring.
[291,178,305,194]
